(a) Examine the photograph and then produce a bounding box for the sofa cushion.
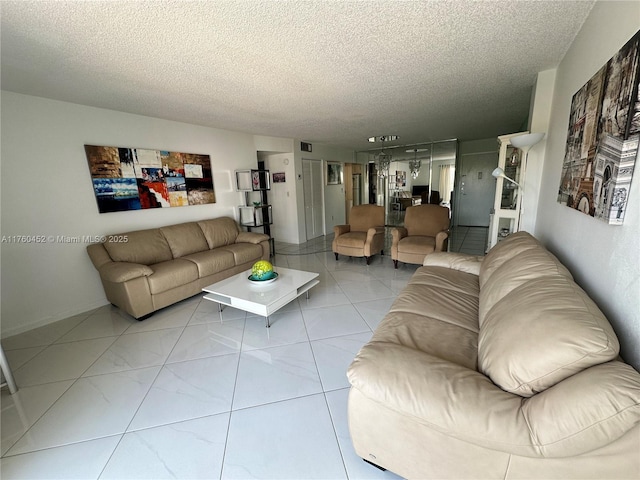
[373,312,479,370]
[147,259,199,294]
[219,243,263,265]
[479,232,545,289]
[335,232,367,248]
[522,361,640,457]
[197,217,239,249]
[160,222,209,258]
[478,276,620,397]
[423,252,483,276]
[183,249,236,278]
[397,236,436,255]
[103,228,173,265]
[479,247,573,327]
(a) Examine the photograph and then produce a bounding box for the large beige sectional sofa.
[347,232,640,479]
[87,217,269,319]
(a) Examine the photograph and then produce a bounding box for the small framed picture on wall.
[327,162,343,185]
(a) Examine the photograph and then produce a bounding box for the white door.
[303,159,324,240]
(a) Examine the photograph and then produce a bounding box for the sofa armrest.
[435,230,449,251]
[87,243,113,270]
[99,261,154,283]
[522,360,640,458]
[423,252,483,275]
[236,231,269,244]
[334,224,350,238]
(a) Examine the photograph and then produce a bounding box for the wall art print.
[85,145,215,213]
[557,29,640,225]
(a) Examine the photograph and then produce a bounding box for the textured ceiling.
[0,0,595,151]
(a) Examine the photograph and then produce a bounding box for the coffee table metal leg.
[218,303,226,323]
[265,316,271,328]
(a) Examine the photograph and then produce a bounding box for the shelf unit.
[487,132,528,251]
[235,169,272,229]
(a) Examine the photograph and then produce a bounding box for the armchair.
[391,204,450,268]
[333,204,385,265]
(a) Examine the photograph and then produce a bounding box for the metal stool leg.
[0,344,18,394]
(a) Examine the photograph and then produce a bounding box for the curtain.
[439,164,455,204]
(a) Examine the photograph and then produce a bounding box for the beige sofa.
[87,217,269,319]
[347,232,640,479]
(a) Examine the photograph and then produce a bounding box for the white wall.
[533,2,640,370]
[519,69,556,234]
[0,92,279,336]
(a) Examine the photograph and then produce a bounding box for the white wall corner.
[521,69,556,235]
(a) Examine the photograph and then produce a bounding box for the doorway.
[302,159,324,240]
[343,163,362,223]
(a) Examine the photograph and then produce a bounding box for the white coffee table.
[202,267,319,327]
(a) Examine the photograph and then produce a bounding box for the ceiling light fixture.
[406,148,428,179]
[369,135,399,178]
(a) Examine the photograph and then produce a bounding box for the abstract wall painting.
[85,145,215,213]
[557,30,640,225]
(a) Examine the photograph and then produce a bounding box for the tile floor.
[0,227,486,479]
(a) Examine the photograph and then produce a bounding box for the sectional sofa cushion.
[147,259,200,294]
[160,222,209,258]
[478,276,620,397]
[478,246,573,325]
[479,231,545,288]
[183,249,236,278]
[198,217,240,249]
[103,228,173,265]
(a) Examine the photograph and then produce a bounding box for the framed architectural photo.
[557,30,639,225]
[327,162,343,185]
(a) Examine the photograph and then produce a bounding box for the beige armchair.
[333,204,385,265]
[391,204,450,268]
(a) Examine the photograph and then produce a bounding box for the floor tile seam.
[0,317,87,352]
[160,302,205,363]
[159,352,241,374]
[52,332,123,346]
[117,361,172,454]
[0,341,49,353]
[307,328,373,344]
[82,316,191,378]
[0,376,80,458]
[229,390,328,414]
[221,323,248,474]
[97,435,125,479]
[118,323,191,337]
[47,311,98,346]
[2,432,124,463]
[13,335,120,387]
[321,390,350,479]
[309,330,373,345]
[239,338,311,354]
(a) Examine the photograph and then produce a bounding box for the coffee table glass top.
[202,266,319,320]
